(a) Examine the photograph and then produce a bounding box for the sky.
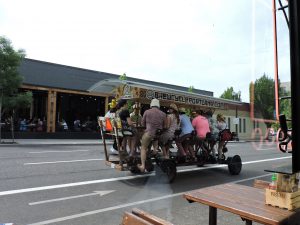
[0,0,291,102]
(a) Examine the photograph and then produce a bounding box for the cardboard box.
[265,188,300,210]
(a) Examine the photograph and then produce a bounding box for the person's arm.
[137,115,142,126]
[141,112,146,127]
[217,121,223,130]
[192,118,196,129]
[165,115,171,129]
[127,117,133,126]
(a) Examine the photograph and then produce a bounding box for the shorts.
[141,132,153,149]
[159,132,174,145]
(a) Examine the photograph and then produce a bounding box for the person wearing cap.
[137,98,166,173]
[159,103,180,159]
[130,103,142,126]
[175,107,196,160]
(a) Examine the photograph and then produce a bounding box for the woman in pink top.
[192,110,210,139]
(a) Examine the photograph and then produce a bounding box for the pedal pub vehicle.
[90,79,243,182]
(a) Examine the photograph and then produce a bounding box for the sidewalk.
[0,139,113,146]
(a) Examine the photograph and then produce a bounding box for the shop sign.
[145,89,226,109]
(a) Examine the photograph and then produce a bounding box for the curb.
[0,141,113,146]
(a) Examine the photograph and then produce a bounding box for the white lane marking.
[29,150,91,154]
[29,190,115,206]
[27,173,274,225]
[27,192,185,225]
[24,159,104,165]
[1,156,291,197]
[226,144,241,147]
[242,156,291,165]
[178,164,227,172]
[0,174,154,197]
[256,148,276,151]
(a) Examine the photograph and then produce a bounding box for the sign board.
[233,118,239,125]
[112,82,233,110]
[140,89,227,109]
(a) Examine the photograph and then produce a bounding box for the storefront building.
[4,58,267,140]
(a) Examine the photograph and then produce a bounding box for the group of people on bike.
[104,98,228,173]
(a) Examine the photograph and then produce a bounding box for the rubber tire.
[165,161,177,183]
[228,155,242,175]
[160,160,177,183]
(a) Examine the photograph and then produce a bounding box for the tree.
[188,86,194,93]
[280,91,292,128]
[119,73,127,81]
[220,87,241,101]
[250,74,276,127]
[0,36,32,140]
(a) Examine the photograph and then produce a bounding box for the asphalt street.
[0,140,292,225]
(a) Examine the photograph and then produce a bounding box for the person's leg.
[127,137,132,153]
[138,133,152,172]
[175,135,186,156]
[129,136,137,156]
[121,136,128,152]
[165,144,170,159]
[186,142,196,161]
[218,140,225,160]
[152,140,159,155]
[136,130,143,152]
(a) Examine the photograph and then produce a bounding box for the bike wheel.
[227,155,242,175]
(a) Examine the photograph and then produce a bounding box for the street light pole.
[232,92,238,137]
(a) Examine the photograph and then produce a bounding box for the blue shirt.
[179,114,194,136]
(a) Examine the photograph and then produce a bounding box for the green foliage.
[127,99,133,113]
[280,91,291,118]
[271,122,280,131]
[220,87,241,101]
[185,108,192,117]
[279,91,292,128]
[250,74,277,127]
[0,36,32,115]
[188,86,194,93]
[119,73,127,81]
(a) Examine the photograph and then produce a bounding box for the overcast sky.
[0,0,290,102]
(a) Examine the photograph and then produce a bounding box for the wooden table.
[183,183,300,225]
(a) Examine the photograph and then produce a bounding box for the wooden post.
[105,97,109,114]
[245,219,252,225]
[47,90,57,133]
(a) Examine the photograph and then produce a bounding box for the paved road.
[0,141,291,225]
